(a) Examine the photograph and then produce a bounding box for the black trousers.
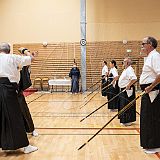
[118,87,136,123]
[71,75,79,93]
[107,83,119,109]
[101,76,108,96]
[140,92,160,149]
[0,78,29,150]
[18,92,35,133]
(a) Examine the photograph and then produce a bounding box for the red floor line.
[23,91,36,97]
[23,88,37,97]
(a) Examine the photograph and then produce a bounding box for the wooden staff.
[84,85,100,99]
[80,92,99,109]
[78,91,145,150]
[84,83,111,99]
[80,88,126,122]
[80,80,138,122]
[83,79,102,93]
[80,83,112,109]
[101,82,112,91]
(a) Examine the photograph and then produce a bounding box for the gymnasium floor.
[0,91,160,160]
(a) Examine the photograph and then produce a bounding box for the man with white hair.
[118,57,137,126]
[139,36,160,154]
[0,42,38,153]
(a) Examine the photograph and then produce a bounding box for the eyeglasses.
[142,42,148,46]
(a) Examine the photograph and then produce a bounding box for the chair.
[33,77,42,90]
[42,77,49,91]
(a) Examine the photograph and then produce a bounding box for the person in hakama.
[101,61,108,96]
[69,62,81,94]
[0,42,38,154]
[118,57,137,126]
[18,65,38,137]
[107,60,119,111]
[139,36,160,154]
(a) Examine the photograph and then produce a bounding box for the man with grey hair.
[0,42,38,153]
[0,42,11,53]
[140,36,160,154]
[118,57,137,126]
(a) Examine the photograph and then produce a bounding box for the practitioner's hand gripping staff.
[78,91,145,150]
[18,47,30,54]
[18,47,38,57]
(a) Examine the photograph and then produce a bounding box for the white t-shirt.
[118,66,137,88]
[102,65,108,76]
[109,67,118,86]
[0,52,31,83]
[109,67,118,78]
[140,49,160,84]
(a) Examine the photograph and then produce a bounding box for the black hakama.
[18,66,34,133]
[140,92,160,149]
[107,73,119,109]
[107,83,119,109]
[18,66,32,92]
[0,78,29,150]
[119,86,136,123]
[71,75,79,93]
[101,76,107,96]
[17,93,34,133]
[69,67,80,93]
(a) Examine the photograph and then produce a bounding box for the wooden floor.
[0,91,160,160]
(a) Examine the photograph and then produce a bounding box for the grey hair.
[124,57,132,65]
[147,36,158,49]
[0,42,11,53]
